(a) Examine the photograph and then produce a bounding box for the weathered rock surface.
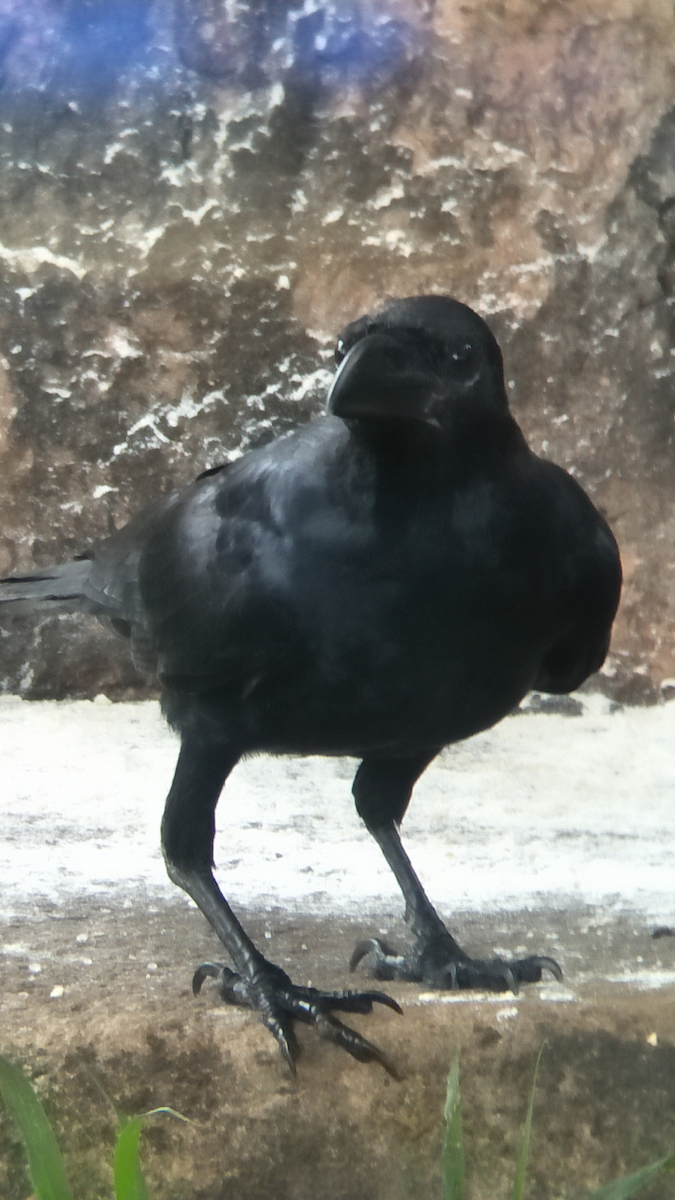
[0,0,674,697]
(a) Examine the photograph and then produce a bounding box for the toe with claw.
[193,960,402,1077]
[351,934,562,995]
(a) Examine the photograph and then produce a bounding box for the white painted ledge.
[1,693,673,921]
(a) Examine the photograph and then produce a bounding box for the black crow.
[0,296,622,1074]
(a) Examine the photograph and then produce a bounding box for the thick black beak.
[327,332,438,422]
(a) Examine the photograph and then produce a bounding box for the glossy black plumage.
[0,295,621,1073]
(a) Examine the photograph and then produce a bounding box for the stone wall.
[0,0,674,700]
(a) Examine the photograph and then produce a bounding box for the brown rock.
[0,0,674,698]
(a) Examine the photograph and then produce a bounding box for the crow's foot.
[350,933,562,994]
[193,960,402,1077]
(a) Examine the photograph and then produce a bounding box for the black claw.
[192,961,253,1006]
[283,1049,297,1075]
[326,988,403,1016]
[267,1013,299,1074]
[502,964,518,996]
[192,962,222,996]
[528,954,564,983]
[315,1011,403,1081]
[350,937,398,972]
[366,991,404,1015]
[350,937,411,981]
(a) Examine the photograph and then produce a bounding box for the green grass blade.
[442,1051,464,1200]
[585,1152,675,1200]
[512,1044,545,1200]
[139,1106,191,1124]
[113,1106,189,1200]
[0,1054,73,1200]
[114,1117,150,1200]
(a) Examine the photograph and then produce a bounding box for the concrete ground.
[1,693,675,1199]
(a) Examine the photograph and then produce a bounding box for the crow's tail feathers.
[0,559,98,616]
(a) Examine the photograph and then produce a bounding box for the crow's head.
[327,295,509,433]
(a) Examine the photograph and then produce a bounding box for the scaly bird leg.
[351,756,562,993]
[161,736,401,1074]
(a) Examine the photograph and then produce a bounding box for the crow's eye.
[335,319,378,367]
[334,313,379,366]
[451,341,474,364]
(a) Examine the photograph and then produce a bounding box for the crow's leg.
[161,736,401,1075]
[350,755,561,993]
